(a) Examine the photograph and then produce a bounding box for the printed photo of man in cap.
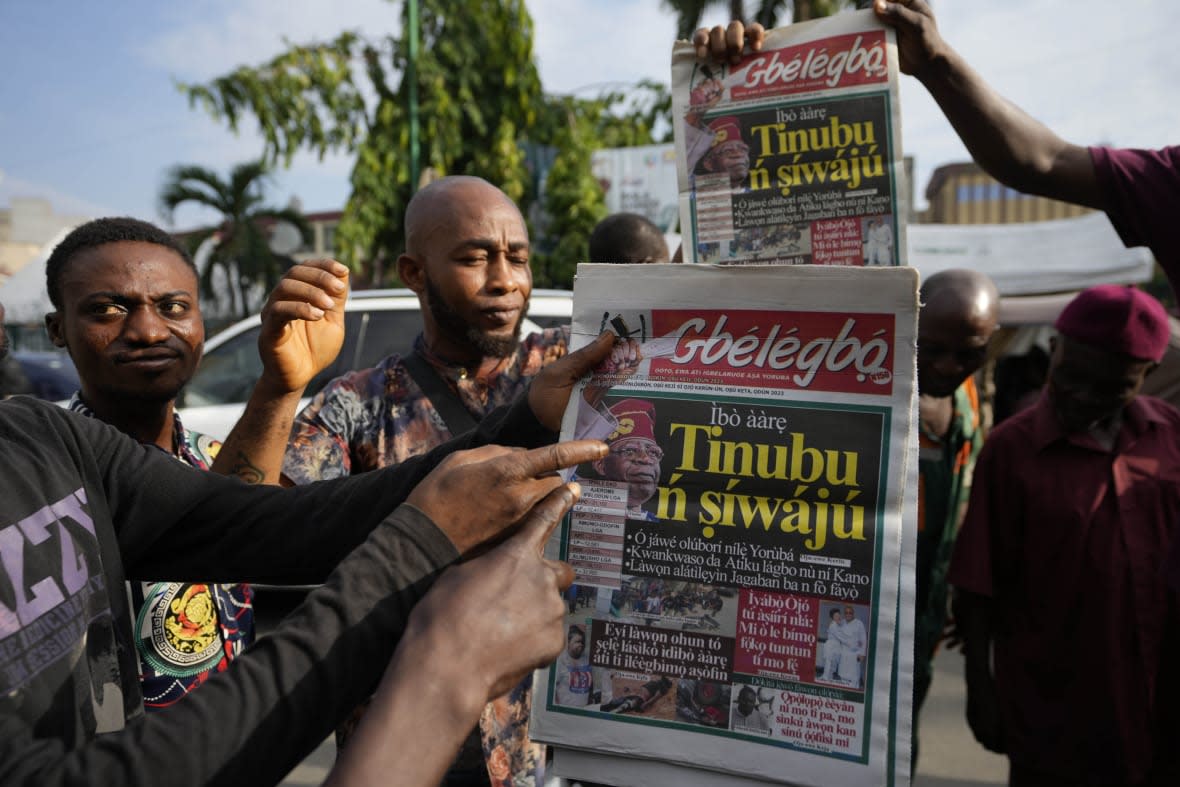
[591,398,664,522]
[947,284,1180,786]
[685,115,751,191]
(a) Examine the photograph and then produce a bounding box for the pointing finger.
[512,482,581,554]
[508,441,607,481]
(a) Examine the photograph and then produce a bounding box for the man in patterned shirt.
[281,176,567,787]
[43,217,347,709]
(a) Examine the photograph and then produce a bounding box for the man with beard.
[282,175,566,480]
[949,285,1180,786]
[42,217,348,710]
[281,175,567,787]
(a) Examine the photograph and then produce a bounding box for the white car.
[177,288,572,440]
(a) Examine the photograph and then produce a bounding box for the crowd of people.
[0,1,1178,785]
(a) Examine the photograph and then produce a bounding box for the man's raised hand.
[257,259,349,395]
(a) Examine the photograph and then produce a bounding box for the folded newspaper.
[673,9,905,267]
[531,263,918,786]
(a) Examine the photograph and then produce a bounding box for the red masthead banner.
[730,32,890,102]
[649,309,895,395]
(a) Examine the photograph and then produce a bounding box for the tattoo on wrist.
[232,450,265,484]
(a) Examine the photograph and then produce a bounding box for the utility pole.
[407,0,420,194]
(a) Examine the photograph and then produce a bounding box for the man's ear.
[45,312,67,348]
[396,253,426,295]
[591,458,606,477]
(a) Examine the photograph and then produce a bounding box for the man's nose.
[123,306,171,344]
[931,351,964,378]
[484,255,519,294]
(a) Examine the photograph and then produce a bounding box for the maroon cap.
[1054,285,1169,361]
[607,398,657,445]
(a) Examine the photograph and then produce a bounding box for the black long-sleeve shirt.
[0,395,553,786]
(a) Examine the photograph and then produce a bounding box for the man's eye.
[160,302,189,316]
[89,304,124,316]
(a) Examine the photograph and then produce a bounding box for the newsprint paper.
[672,9,906,267]
[531,263,919,786]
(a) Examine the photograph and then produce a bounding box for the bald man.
[913,269,999,761]
[282,175,568,787]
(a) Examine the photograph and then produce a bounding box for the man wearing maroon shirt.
[948,286,1180,787]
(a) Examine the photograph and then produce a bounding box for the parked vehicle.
[9,351,79,401]
[177,288,572,440]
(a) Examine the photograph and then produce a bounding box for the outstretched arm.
[211,259,349,484]
[873,0,1102,209]
[326,484,577,787]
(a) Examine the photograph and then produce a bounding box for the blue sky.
[0,0,1174,231]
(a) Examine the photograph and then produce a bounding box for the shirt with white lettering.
[66,394,255,710]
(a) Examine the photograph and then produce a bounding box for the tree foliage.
[180,0,677,289]
[182,1,543,285]
[530,81,671,287]
[158,160,310,318]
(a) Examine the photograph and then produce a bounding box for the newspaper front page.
[531,263,918,786]
[672,9,905,267]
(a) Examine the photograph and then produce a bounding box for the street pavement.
[272,611,1006,786]
[912,645,1007,787]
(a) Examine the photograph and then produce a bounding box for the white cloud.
[532,1,679,94]
[137,0,400,81]
[0,174,115,218]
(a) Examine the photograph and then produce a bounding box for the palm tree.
[663,0,854,40]
[158,160,310,318]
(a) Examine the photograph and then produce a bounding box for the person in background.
[912,269,999,759]
[949,285,1180,786]
[587,213,670,265]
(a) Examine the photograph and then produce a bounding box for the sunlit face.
[408,182,532,359]
[595,438,663,508]
[46,241,203,407]
[1047,336,1153,434]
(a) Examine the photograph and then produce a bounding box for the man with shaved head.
[283,175,568,786]
[912,268,999,761]
[284,176,567,478]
